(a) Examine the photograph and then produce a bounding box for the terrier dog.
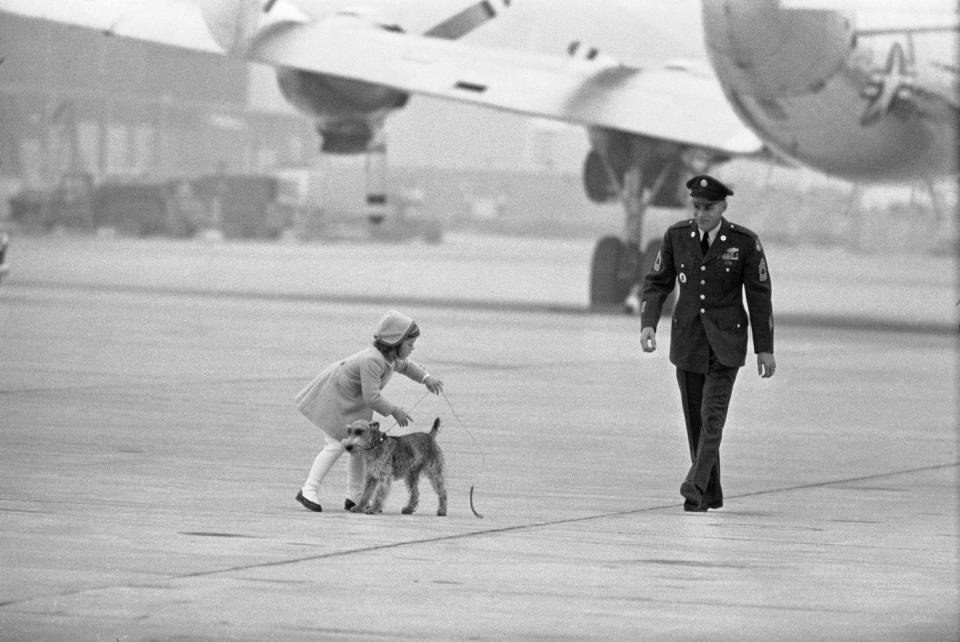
[341,418,448,516]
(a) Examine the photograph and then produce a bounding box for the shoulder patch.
[727,223,758,239]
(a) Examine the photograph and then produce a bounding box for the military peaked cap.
[685,174,733,201]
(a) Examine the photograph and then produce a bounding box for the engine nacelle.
[276,68,409,120]
[266,8,410,154]
[276,67,409,153]
[314,119,374,155]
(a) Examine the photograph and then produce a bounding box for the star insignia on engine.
[860,42,916,126]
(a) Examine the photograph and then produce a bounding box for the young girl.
[295,310,444,512]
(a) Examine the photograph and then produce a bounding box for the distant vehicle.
[7,173,287,240]
[271,165,443,243]
[7,172,94,231]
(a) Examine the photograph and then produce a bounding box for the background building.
[0,14,316,187]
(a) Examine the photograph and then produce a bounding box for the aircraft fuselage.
[703,0,958,182]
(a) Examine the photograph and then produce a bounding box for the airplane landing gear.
[584,129,718,313]
[589,236,668,312]
[585,146,684,312]
[589,236,641,308]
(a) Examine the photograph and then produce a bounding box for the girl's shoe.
[296,490,322,512]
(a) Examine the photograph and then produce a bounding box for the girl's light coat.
[295,346,427,439]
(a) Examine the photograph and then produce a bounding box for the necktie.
[700,231,710,255]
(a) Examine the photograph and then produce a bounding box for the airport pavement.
[3,231,957,331]
[0,233,957,640]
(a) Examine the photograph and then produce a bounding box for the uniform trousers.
[675,351,739,502]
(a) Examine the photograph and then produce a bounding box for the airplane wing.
[0,0,763,156]
[0,0,225,53]
[247,21,763,155]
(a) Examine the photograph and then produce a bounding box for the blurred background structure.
[0,15,314,183]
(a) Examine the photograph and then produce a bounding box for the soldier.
[639,174,776,511]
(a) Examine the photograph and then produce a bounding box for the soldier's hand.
[757,352,776,378]
[640,327,657,353]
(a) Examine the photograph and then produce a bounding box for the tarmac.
[0,232,957,640]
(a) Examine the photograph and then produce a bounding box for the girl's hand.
[424,375,444,395]
[392,408,412,427]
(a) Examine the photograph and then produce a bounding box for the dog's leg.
[353,477,378,513]
[401,470,420,514]
[369,478,390,514]
[428,468,448,517]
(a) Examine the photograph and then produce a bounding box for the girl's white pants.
[300,431,365,504]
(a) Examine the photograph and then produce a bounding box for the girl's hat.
[373,310,418,346]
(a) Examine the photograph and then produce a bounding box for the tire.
[590,236,640,307]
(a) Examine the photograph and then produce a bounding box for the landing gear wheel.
[590,236,641,308]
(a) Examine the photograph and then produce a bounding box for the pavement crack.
[0,460,954,611]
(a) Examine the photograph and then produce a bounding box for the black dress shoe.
[683,500,708,512]
[344,499,356,511]
[706,498,723,510]
[680,480,706,510]
[296,490,322,512]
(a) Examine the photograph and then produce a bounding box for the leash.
[441,390,487,519]
[382,390,431,433]
[440,390,486,469]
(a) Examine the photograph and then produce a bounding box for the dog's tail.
[430,417,440,436]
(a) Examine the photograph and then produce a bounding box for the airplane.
[0,0,957,309]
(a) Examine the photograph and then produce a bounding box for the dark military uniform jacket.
[640,217,774,373]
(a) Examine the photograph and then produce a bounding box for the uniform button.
[700,308,705,314]
[700,294,705,300]
[700,280,706,285]
[700,266,706,271]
